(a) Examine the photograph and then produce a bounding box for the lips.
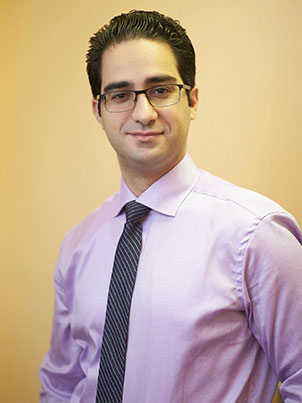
[128,131,163,136]
[127,131,164,142]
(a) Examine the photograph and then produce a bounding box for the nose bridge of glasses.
[133,89,154,108]
[130,89,158,122]
[134,89,153,105]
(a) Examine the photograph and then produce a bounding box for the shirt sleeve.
[39,248,85,403]
[241,213,302,401]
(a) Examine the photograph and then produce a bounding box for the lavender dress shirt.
[39,154,302,402]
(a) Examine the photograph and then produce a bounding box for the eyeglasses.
[97,83,191,113]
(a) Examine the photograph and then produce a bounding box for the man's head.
[86,10,196,101]
[86,10,198,195]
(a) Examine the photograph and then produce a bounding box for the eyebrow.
[102,75,178,93]
[145,75,177,85]
[103,81,131,93]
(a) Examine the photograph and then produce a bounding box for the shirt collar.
[113,153,200,218]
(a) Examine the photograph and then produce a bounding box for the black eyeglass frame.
[96,83,192,115]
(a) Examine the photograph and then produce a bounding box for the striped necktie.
[95,201,151,403]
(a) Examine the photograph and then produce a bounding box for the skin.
[92,38,198,196]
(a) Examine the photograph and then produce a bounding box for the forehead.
[101,39,181,91]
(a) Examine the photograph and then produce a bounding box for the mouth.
[127,131,164,142]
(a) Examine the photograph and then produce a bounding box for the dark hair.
[86,10,196,100]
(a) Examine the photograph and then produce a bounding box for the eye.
[108,91,133,103]
[149,85,172,98]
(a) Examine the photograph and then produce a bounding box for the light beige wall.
[1,0,300,401]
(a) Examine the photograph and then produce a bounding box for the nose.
[130,93,158,125]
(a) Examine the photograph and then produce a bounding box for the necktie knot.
[125,201,150,223]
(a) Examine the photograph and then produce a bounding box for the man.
[39,10,302,402]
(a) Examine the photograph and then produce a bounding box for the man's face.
[93,38,198,178]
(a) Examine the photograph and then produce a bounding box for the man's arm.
[39,261,85,402]
[242,213,302,401]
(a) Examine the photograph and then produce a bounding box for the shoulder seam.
[191,188,276,220]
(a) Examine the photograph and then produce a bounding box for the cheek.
[102,116,121,136]
[102,116,130,151]
[101,120,117,145]
[168,110,191,137]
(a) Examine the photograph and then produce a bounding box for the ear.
[92,98,104,129]
[189,87,198,120]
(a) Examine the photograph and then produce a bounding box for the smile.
[127,131,164,142]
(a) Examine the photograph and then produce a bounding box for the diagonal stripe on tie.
[95,201,150,403]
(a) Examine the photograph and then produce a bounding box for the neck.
[119,156,184,196]
[120,167,167,197]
